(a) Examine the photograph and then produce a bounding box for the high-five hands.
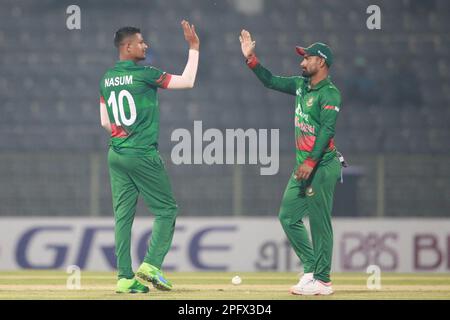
[181,20,199,51]
[239,29,256,59]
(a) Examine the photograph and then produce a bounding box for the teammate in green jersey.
[99,20,199,293]
[240,30,343,295]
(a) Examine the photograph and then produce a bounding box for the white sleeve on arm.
[167,49,199,89]
[100,97,112,133]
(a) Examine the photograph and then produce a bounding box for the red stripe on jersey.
[328,138,335,150]
[111,124,128,138]
[100,96,105,104]
[296,135,316,152]
[304,158,318,169]
[297,136,335,153]
[323,105,337,111]
[246,55,260,69]
[157,73,172,89]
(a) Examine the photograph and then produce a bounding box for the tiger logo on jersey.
[306,97,314,108]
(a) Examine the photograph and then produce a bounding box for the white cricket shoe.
[292,279,334,296]
[289,273,314,294]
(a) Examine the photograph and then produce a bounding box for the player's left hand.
[294,163,313,181]
[239,29,256,59]
[181,20,199,51]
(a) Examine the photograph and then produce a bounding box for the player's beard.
[136,53,146,61]
[302,68,316,78]
[133,49,146,61]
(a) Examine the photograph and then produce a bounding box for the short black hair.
[114,26,141,48]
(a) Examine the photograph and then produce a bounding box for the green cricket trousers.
[278,156,341,283]
[108,147,178,279]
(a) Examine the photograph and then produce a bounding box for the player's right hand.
[239,29,256,59]
[181,20,199,51]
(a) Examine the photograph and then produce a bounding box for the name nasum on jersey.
[105,75,133,87]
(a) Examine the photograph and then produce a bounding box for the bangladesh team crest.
[306,97,314,107]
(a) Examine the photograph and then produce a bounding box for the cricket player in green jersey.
[99,21,199,293]
[240,30,343,295]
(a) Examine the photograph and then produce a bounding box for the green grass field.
[1,271,449,300]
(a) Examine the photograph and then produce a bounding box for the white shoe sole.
[289,288,334,296]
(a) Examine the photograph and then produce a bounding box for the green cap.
[296,42,333,67]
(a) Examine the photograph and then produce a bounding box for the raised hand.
[239,29,256,59]
[181,20,199,51]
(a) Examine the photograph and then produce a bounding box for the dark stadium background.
[0,0,448,218]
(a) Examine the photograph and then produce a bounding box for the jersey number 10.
[107,90,137,126]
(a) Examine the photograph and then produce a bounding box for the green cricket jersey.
[99,60,172,155]
[247,56,341,168]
